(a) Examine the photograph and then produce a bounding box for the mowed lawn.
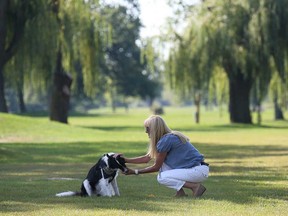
[0,107,287,216]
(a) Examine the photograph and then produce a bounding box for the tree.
[165,4,219,123]
[264,0,288,120]
[167,0,288,124]
[199,1,255,123]
[4,2,58,113]
[1,0,109,123]
[49,0,73,123]
[101,3,161,109]
[269,71,286,120]
[4,49,28,113]
[0,0,44,112]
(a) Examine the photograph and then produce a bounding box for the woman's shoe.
[194,184,206,197]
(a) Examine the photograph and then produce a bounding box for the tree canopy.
[0,0,161,121]
[167,0,288,123]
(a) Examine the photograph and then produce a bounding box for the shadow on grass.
[174,123,288,132]
[204,174,288,204]
[19,111,288,131]
[78,122,288,132]
[196,143,288,159]
[0,141,287,213]
[0,175,170,213]
[196,142,288,204]
[82,125,145,131]
[0,141,148,164]
[1,141,287,164]
[70,122,288,135]
[20,111,127,118]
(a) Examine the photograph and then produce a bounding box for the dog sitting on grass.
[56,153,127,197]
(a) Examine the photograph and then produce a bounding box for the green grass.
[0,107,287,216]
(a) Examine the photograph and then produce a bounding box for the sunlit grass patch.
[0,107,287,215]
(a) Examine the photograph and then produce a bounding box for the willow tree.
[167,33,212,123]
[199,1,258,123]
[264,0,288,120]
[0,0,46,112]
[1,0,108,122]
[49,0,113,123]
[208,66,229,117]
[246,0,273,124]
[209,0,288,122]
[168,0,288,124]
[166,6,220,123]
[4,2,57,113]
[269,71,286,120]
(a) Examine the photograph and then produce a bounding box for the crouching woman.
[121,115,209,197]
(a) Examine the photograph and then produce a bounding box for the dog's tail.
[55,191,81,197]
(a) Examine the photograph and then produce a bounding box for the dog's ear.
[116,155,126,166]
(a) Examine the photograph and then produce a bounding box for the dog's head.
[102,153,128,173]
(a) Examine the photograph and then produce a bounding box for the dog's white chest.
[95,171,120,197]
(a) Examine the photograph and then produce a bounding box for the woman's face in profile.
[145,126,150,138]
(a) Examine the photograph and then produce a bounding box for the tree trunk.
[194,92,201,124]
[273,98,284,120]
[17,82,26,113]
[0,0,27,113]
[229,72,252,124]
[49,51,72,123]
[256,102,262,125]
[0,0,8,112]
[0,66,8,112]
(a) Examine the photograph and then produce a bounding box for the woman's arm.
[125,152,167,175]
[124,154,151,164]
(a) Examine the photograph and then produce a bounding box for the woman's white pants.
[157,163,209,191]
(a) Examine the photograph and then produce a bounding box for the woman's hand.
[123,167,136,175]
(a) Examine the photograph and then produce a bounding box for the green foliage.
[57,0,108,97]
[3,0,110,101]
[2,0,162,113]
[166,0,288,122]
[100,4,161,101]
[269,70,287,108]
[5,1,58,92]
[140,38,157,75]
[208,66,229,111]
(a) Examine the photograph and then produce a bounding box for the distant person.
[116,115,209,197]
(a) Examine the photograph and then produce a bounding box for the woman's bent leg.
[157,165,209,196]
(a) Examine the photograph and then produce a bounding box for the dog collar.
[102,167,116,175]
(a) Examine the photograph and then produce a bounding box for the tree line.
[1,0,287,125]
[166,0,287,124]
[0,0,160,123]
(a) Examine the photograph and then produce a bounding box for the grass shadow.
[174,122,288,132]
[81,125,144,131]
[0,140,287,213]
[195,143,288,160]
[20,110,133,118]
[204,174,287,204]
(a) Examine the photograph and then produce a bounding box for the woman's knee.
[157,173,169,185]
[157,174,163,184]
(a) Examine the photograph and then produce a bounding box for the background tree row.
[0,0,160,123]
[167,0,288,124]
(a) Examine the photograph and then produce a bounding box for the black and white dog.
[56,153,127,197]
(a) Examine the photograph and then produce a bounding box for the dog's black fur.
[56,153,127,197]
[79,153,127,196]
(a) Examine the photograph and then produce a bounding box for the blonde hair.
[144,115,190,158]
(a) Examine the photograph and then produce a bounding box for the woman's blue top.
[156,133,204,169]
